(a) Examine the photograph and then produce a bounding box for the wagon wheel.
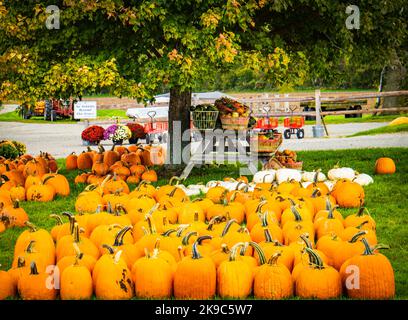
[296,128,305,139]
[284,129,291,139]
[162,132,168,143]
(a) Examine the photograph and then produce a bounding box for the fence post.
[312,89,324,137]
[284,93,289,112]
[274,94,280,112]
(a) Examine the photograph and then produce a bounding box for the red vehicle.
[283,116,305,139]
[254,116,279,130]
[143,111,169,143]
[51,99,74,118]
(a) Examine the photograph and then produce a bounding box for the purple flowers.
[103,124,118,140]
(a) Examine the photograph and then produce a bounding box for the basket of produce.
[275,149,303,169]
[251,131,282,153]
[191,104,219,130]
[219,116,250,130]
[215,97,250,130]
[263,149,303,170]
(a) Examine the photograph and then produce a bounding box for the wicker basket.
[284,161,303,170]
[220,116,249,130]
[251,133,282,153]
[192,110,219,130]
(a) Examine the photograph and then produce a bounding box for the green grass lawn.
[0,109,128,123]
[305,114,408,125]
[96,109,128,119]
[348,124,408,137]
[0,111,75,124]
[0,147,407,299]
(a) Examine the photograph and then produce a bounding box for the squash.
[340,239,394,299]
[94,250,134,300]
[173,240,216,299]
[253,170,276,183]
[353,173,374,186]
[18,262,57,300]
[60,257,93,300]
[276,169,302,184]
[217,242,265,299]
[254,252,293,299]
[42,172,70,196]
[65,152,78,170]
[375,157,396,174]
[131,248,173,299]
[327,167,355,181]
[295,248,342,299]
[0,265,16,299]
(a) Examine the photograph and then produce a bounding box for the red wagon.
[254,117,279,130]
[143,111,169,144]
[283,116,305,139]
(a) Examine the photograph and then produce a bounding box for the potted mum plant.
[81,125,105,146]
[104,124,132,145]
[127,122,146,144]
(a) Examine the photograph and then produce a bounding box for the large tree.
[1,0,406,164]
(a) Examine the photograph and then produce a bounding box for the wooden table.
[180,129,266,179]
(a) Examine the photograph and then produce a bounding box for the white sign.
[74,101,97,119]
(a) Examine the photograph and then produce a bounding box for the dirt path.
[1,121,406,159]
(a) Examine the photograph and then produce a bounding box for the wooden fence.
[242,90,408,118]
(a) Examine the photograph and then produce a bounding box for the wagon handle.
[263,105,271,115]
[147,111,157,121]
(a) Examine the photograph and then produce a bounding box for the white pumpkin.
[301,181,312,189]
[253,170,276,183]
[327,167,355,181]
[301,171,327,182]
[218,181,238,191]
[354,173,374,186]
[323,180,335,191]
[206,180,219,188]
[276,169,302,184]
[188,184,208,193]
[247,185,256,192]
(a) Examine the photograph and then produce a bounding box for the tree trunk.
[381,50,407,114]
[166,87,191,167]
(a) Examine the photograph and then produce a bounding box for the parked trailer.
[301,100,368,120]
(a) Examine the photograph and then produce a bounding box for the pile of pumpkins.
[0,173,394,300]
[67,145,160,186]
[0,152,70,233]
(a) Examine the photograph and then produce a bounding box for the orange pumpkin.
[65,152,78,170]
[77,151,93,170]
[1,200,29,227]
[42,172,70,197]
[26,184,55,202]
[23,159,47,178]
[141,169,158,183]
[10,186,26,201]
[375,157,396,174]
[103,174,130,194]
[103,145,120,168]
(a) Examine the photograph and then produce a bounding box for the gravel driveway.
[0,121,407,158]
